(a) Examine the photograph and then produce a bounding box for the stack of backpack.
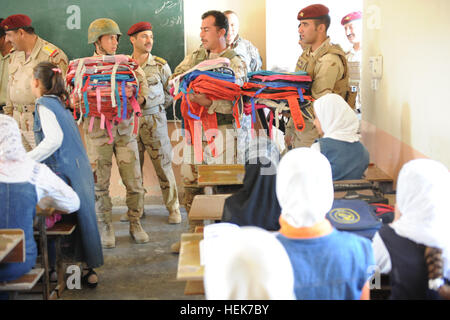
[240,71,314,137]
[173,68,241,162]
[66,54,142,144]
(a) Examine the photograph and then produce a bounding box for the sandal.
[82,268,98,289]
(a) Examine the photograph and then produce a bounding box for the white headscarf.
[0,115,34,179]
[314,93,360,143]
[392,159,450,279]
[204,226,295,300]
[276,148,334,228]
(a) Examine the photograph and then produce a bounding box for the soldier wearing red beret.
[285,4,350,149]
[126,21,182,225]
[0,18,13,114]
[0,14,68,150]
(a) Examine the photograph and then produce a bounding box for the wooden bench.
[188,194,232,224]
[33,210,76,300]
[0,229,25,263]
[0,268,45,299]
[177,233,205,295]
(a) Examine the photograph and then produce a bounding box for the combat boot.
[98,213,115,249]
[168,209,182,224]
[129,219,150,244]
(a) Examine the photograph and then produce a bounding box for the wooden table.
[176,233,205,295]
[0,229,25,263]
[188,194,232,224]
[197,164,244,194]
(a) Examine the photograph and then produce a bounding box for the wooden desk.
[197,164,245,187]
[0,229,25,263]
[177,233,205,295]
[364,164,394,193]
[188,194,232,223]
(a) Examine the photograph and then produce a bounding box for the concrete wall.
[361,0,450,181]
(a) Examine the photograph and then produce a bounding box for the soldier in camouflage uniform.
[126,21,181,224]
[0,14,68,150]
[169,11,246,252]
[84,18,150,248]
[0,19,13,114]
[171,11,246,213]
[285,4,349,149]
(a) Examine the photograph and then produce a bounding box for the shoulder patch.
[43,45,58,57]
[154,56,167,65]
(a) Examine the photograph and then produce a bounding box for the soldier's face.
[298,20,319,45]
[225,13,239,45]
[200,16,225,51]
[132,30,154,54]
[5,30,23,51]
[96,34,118,55]
[344,20,362,44]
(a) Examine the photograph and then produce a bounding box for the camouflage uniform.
[286,37,349,148]
[5,37,68,150]
[229,35,262,73]
[0,49,12,112]
[83,61,149,224]
[138,54,180,216]
[171,47,246,212]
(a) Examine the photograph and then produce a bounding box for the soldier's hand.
[125,86,134,98]
[189,93,212,107]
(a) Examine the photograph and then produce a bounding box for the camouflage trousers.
[12,110,36,151]
[83,117,144,220]
[181,123,237,213]
[285,118,319,149]
[137,111,180,213]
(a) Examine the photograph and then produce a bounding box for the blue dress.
[318,137,370,181]
[0,181,38,281]
[33,95,103,268]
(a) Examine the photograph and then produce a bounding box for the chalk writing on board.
[66,5,81,30]
[161,15,182,27]
[155,0,180,15]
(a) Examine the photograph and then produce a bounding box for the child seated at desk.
[204,226,295,300]
[311,93,369,181]
[0,115,79,284]
[27,61,103,288]
[222,136,282,231]
[276,148,374,300]
[372,159,450,299]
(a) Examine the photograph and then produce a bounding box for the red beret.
[0,14,32,31]
[297,4,329,21]
[127,22,152,36]
[341,11,362,25]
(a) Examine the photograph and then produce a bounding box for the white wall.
[266,0,362,71]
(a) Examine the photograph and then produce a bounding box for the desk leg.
[184,280,205,295]
[38,216,50,300]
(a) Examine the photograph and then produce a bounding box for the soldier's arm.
[311,54,344,99]
[170,54,195,80]
[4,55,14,116]
[135,66,149,106]
[161,63,174,108]
[49,50,69,77]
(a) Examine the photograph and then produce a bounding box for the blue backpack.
[326,199,383,240]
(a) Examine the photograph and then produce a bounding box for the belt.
[13,105,35,113]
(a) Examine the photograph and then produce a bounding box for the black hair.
[33,62,70,108]
[313,15,331,32]
[201,10,229,37]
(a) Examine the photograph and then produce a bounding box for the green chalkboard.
[3,0,185,69]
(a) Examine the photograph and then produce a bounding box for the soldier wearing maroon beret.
[285,4,350,149]
[0,14,68,150]
[341,11,363,112]
[126,21,182,226]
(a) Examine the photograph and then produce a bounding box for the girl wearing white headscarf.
[204,226,295,300]
[311,93,369,180]
[372,159,450,299]
[276,148,374,300]
[0,114,79,285]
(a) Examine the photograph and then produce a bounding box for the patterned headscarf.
[0,115,27,163]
